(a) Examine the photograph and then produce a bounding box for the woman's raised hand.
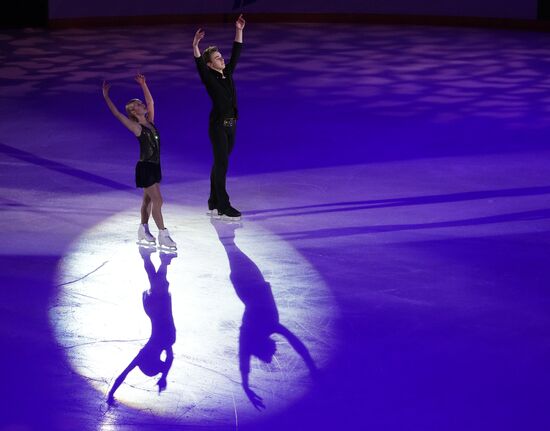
[135,73,146,85]
[102,80,111,98]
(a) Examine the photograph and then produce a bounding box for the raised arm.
[235,14,245,43]
[157,347,174,393]
[193,28,217,86]
[102,81,141,136]
[275,324,318,375]
[227,15,245,72]
[193,28,205,59]
[239,339,266,410]
[135,74,154,123]
[107,355,139,405]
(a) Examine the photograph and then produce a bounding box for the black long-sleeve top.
[195,41,242,125]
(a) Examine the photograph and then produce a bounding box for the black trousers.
[208,123,236,211]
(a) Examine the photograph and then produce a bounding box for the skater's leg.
[208,165,217,211]
[145,183,165,230]
[140,191,152,224]
[137,190,156,243]
[145,183,176,249]
[209,125,231,211]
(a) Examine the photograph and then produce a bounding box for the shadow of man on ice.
[211,220,317,410]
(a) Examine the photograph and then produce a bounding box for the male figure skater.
[193,14,246,221]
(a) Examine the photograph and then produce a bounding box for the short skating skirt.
[135,161,162,188]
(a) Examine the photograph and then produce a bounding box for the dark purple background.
[3,8,550,431]
[48,0,538,20]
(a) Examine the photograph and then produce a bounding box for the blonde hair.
[125,98,143,122]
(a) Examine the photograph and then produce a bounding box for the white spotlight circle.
[50,206,338,426]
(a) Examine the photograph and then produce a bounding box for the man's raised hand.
[236,14,246,30]
[193,28,205,47]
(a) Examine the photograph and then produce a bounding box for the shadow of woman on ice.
[211,220,317,410]
[107,246,177,405]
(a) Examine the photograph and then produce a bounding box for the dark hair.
[202,46,219,64]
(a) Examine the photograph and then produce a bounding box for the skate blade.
[158,245,177,254]
[136,240,156,247]
[220,215,241,222]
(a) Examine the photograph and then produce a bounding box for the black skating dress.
[135,123,162,188]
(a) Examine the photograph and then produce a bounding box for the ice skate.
[206,208,220,218]
[137,223,156,246]
[219,206,241,221]
[158,228,177,251]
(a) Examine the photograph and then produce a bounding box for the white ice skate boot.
[158,228,177,250]
[137,223,156,244]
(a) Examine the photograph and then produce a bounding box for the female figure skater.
[102,74,177,249]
